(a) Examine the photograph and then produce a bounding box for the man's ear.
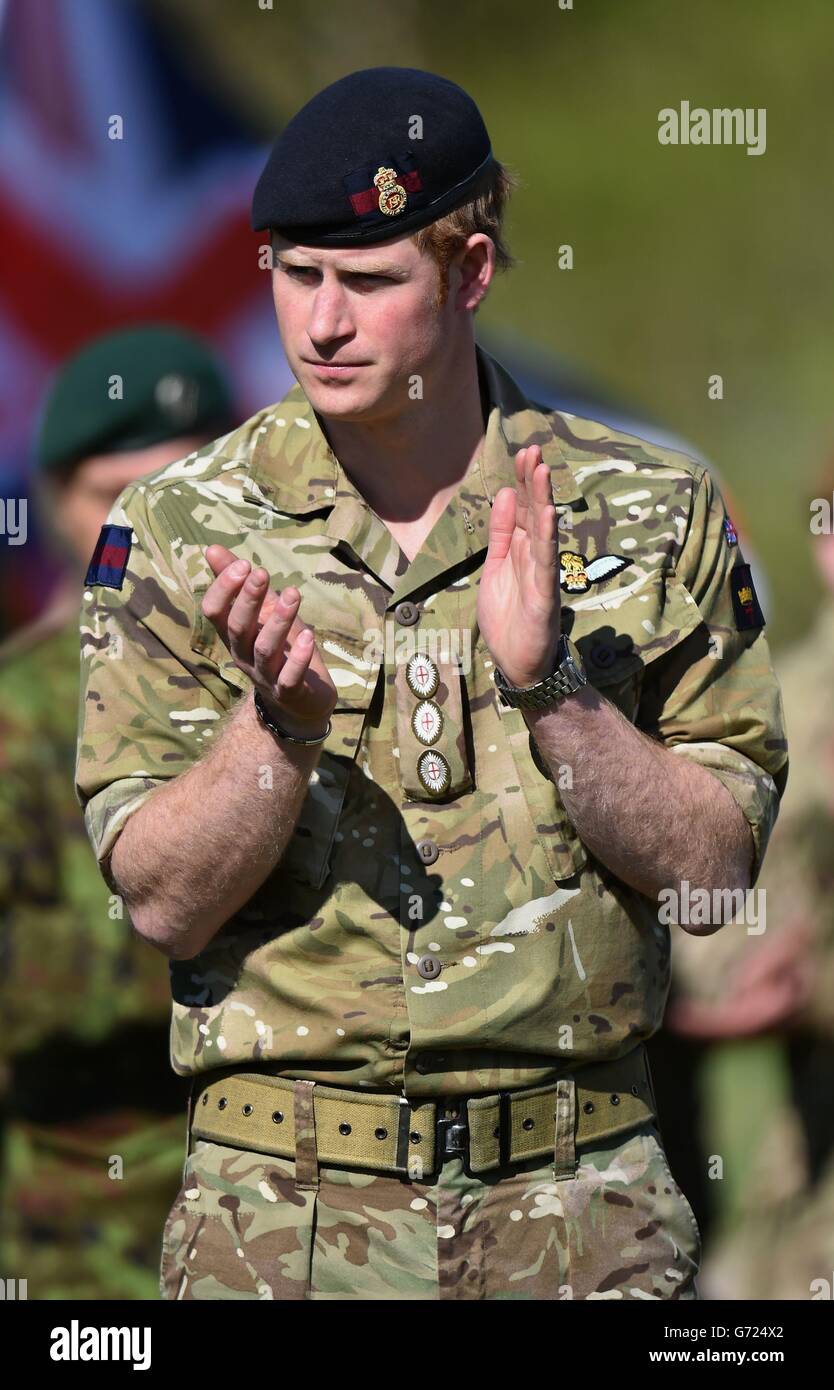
[455,235,494,313]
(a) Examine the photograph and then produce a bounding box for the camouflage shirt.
[75,345,787,1097]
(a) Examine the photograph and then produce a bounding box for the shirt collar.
[248,343,586,524]
[475,345,585,510]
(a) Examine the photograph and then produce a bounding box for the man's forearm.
[110,691,323,959]
[523,683,753,917]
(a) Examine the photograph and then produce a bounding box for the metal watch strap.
[253,689,331,745]
[494,635,587,710]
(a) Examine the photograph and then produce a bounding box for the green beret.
[36,324,235,478]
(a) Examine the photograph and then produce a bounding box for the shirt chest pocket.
[190,604,379,892]
[282,683,376,890]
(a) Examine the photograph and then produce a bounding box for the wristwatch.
[253,689,332,745]
[493,634,587,710]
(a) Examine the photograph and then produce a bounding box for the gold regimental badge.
[374,166,407,216]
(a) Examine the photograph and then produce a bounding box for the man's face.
[270,230,484,424]
[53,437,209,567]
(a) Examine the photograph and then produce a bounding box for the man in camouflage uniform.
[0,325,235,1298]
[75,68,787,1300]
[664,489,834,1300]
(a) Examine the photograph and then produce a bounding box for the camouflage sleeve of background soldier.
[0,652,62,1053]
[75,481,241,896]
[0,659,52,908]
[637,465,789,886]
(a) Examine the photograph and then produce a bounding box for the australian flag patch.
[730,562,765,631]
[723,515,738,546]
[84,524,133,590]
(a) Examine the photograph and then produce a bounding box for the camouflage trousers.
[160,1118,702,1300]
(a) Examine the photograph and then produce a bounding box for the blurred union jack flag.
[0,0,292,627]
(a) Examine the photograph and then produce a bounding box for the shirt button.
[394,601,419,626]
[416,839,439,864]
[416,954,442,980]
[590,642,616,669]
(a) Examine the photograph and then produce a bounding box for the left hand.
[478,445,561,687]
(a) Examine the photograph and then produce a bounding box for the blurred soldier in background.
[0,324,237,1299]
[661,454,834,1299]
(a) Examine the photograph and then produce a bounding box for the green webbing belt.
[190,1047,656,1177]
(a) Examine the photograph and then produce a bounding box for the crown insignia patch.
[730,562,765,630]
[559,550,629,595]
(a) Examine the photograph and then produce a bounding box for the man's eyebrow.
[274,252,409,278]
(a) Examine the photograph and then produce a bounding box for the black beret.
[251,66,495,247]
[36,324,235,479]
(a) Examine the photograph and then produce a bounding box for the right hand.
[202,545,338,737]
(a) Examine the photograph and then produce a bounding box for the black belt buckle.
[435,1098,476,1177]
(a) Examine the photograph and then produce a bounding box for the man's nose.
[308,282,353,344]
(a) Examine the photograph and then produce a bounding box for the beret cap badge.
[374,166,407,216]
